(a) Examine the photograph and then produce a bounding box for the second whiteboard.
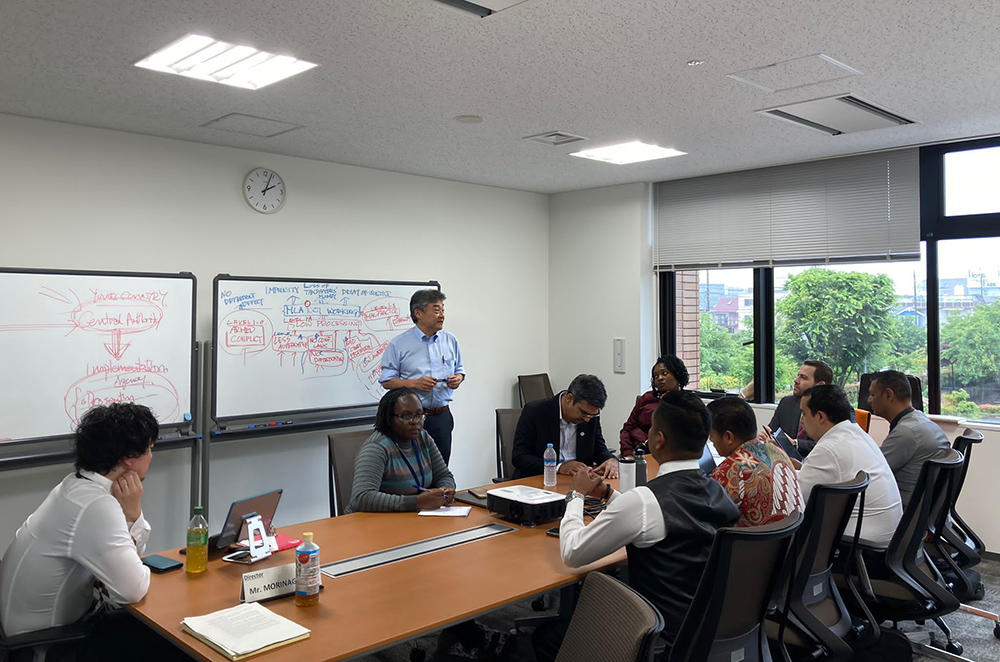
[213,276,437,421]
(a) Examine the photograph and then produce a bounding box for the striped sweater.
[346,430,456,513]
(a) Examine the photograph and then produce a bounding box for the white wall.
[0,113,549,552]
[548,183,656,445]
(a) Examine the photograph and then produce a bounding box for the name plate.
[240,563,296,603]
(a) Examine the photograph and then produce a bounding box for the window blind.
[653,148,920,271]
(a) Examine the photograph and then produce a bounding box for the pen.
[414,485,431,492]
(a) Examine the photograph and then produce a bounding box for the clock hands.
[261,172,274,196]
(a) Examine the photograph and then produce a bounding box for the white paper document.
[418,506,472,517]
[181,602,309,659]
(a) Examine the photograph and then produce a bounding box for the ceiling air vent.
[758,94,915,136]
[523,131,588,146]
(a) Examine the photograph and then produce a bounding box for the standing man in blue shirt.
[380,289,465,464]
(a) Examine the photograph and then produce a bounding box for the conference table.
[129,466,658,661]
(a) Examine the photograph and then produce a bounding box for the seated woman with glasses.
[347,387,456,513]
[619,354,689,456]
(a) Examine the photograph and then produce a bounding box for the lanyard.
[397,440,427,488]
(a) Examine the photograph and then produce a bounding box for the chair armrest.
[1,621,93,650]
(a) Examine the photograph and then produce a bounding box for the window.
[937,237,1000,421]
[773,255,927,406]
[675,268,754,393]
[944,145,1000,217]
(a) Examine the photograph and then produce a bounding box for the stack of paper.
[181,602,310,660]
[418,506,471,517]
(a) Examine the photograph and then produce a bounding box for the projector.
[487,485,566,526]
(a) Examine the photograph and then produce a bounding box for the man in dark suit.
[763,360,834,460]
[512,374,619,479]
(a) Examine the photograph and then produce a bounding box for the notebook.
[181,602,309,660]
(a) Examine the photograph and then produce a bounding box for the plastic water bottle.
[295,532,321,607]
[543,443,558,487]
[634,448,648,488]
[185,506,209,574]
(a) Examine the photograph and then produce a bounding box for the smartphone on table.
[142,554,183,574]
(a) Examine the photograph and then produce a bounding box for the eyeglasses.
[394,413,426,422]
[577,406,600,420]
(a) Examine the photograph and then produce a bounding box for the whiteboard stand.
[200,340,213,520]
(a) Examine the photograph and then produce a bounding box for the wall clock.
[243,168,286,214]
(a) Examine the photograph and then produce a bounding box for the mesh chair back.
[555,572,664,662]
[328,429,372,516]
[858,373,923,411]
[951,428,983,512]
[495,408,521,480]
[670,512,802,662]
[518,373,554,406]
[777,472,870,658]
[881,449,964,614]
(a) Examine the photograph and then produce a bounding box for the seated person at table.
[707,396,803,527]
[548,392,741,662]
[347,387,456,513]
[0,403,186,661]
[511,373,618,479]
[619,354,688,457]
[795,384,902,546]
[867,369,949,509]
[762,360,833,460]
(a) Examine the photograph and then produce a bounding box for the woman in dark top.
[619,355,689,456]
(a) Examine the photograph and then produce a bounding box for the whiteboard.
[212,276,437,421]
[0,269,197,443]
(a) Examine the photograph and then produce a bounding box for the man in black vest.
[538,391,740,661]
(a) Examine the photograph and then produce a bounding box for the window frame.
[656,137,1000,419]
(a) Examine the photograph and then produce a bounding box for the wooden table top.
[129,469,656,662]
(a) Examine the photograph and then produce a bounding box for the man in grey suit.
[868,369,950,509]
[762,360,834,461]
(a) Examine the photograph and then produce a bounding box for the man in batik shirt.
[707,396,803,526]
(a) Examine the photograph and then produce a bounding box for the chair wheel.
[993,623,1000,640]
[531,597,546,611]
[409,648,426,662]
[945,641,963,655]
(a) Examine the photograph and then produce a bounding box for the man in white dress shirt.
[0,403,186,660]
[537,391,740,662]
[797,384,903,547]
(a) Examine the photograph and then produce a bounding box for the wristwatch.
[565,490,584,503]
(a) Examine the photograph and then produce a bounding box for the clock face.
[243,168,286,214]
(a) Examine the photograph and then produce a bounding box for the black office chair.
[0,559,93,662]
[554,572,664,662]
[852,449,966,658]
[942,428,986,570]
[518,373,554,406]
[857,373,923,412]
[494,408,521,482]
[927,428,1000,638]
[327,429,372,516]
[767,472,878,661]
[669,512,803,662]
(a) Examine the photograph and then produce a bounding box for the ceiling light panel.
[135,34,318,90]
[570,141,686,165]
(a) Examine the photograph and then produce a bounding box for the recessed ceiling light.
[687,59,705,66]
[135,34,318,90]
[570,141,687,165]
[454,115,484,123]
